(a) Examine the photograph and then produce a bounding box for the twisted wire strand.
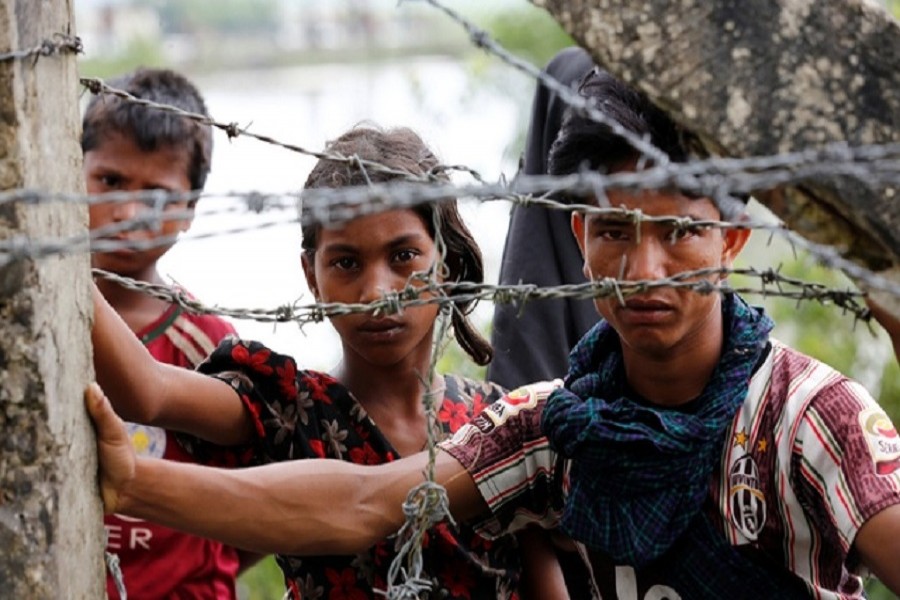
[0,32,82,62]
[91,267,872,324]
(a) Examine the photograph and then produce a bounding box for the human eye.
[392,248,421,264]
[98,174,122,190]
[594,224,631,242]
[667,223,706,243]
[331,256,359,271]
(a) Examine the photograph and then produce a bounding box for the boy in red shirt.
[83,67,245,599]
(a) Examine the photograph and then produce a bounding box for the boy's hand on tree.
[85,382,135,514]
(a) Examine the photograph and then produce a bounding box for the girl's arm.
[92,284,252,445]
[86,383,487,554]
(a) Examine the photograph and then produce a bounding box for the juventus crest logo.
[728,453,766,541]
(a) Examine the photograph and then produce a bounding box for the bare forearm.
[92,283,168,423]
[115,450,484,555]
[92,284,251,445]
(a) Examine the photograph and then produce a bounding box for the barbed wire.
[79,77,487,186]
[0,32,82,63]
[4,2,894,598]
[412,0,671,168]
[6,163,900,299]
[5,139,899,212]
[91,266,872,325]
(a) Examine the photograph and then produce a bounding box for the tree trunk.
[535,0,900,307]
[0,0,104,597]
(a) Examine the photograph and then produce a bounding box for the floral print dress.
[182,338,521,600]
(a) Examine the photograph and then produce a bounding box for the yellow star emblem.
[757,439,768,453]
[734,428,749,449]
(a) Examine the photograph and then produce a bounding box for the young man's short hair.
[81,68,213,190]
[548,68,748,219]
[548,68,692,177]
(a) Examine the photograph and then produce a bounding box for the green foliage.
[436,325,489,383]
[482,5,575,69]
[79,37,167,79]
[237,555,285,600]
[462,5,577,166]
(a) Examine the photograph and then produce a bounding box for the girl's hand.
[85,382,135,514]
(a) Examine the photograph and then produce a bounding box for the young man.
[83,67,246,600]
[86,69,900,598]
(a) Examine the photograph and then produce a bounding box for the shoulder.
[199,338,301,393]
[162,290,237,352]
[443,374,506,407]
[177,310,237,338]
[760,340,854,416]
[767,340,897,465]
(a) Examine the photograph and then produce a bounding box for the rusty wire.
[0,32,82,63]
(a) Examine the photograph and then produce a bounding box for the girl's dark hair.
[81,68,213,191]
[301,125,492,366]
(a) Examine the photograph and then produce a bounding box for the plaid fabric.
[629,509,810,597]
[542,293,773,567]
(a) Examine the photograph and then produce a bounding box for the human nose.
[621,237,668,282]
[109,200,143,223]
[358,263,399,304]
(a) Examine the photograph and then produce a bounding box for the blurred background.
[75,1,900,597]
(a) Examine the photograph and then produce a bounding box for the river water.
[158,56,532,369]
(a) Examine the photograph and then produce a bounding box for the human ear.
[571,212,592,280]
[571,212,587,257]
[720,219,751,269]
[301,253,320,300]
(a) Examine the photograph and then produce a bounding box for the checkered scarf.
[542,293,773,567]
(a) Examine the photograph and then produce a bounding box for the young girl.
[92,125,523,599]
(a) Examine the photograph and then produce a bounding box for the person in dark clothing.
[488,47,598,391]
[488,47,598,599]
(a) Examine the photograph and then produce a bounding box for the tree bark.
[535,0,900,306]
[0,0,104,597]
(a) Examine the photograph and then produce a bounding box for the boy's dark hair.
[548,67,691,178]
[81,68,213,190]
[302,125,493,366]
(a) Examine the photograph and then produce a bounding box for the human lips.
[357,318,405,340]
[96,232,145,256]
[617,298,676,324]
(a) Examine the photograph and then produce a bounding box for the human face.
[85,132,193,278]
[571,188,749,360]
[302,210,442,369]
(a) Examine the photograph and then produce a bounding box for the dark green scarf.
[541,293,773,567]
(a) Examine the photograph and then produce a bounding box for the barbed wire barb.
[0,32,82,63]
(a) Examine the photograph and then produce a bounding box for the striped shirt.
[440,340,900,598]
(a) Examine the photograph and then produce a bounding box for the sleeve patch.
[859,406,900,475]
[471,379,562,434]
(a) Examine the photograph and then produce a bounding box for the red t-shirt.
[104,303,241,600]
